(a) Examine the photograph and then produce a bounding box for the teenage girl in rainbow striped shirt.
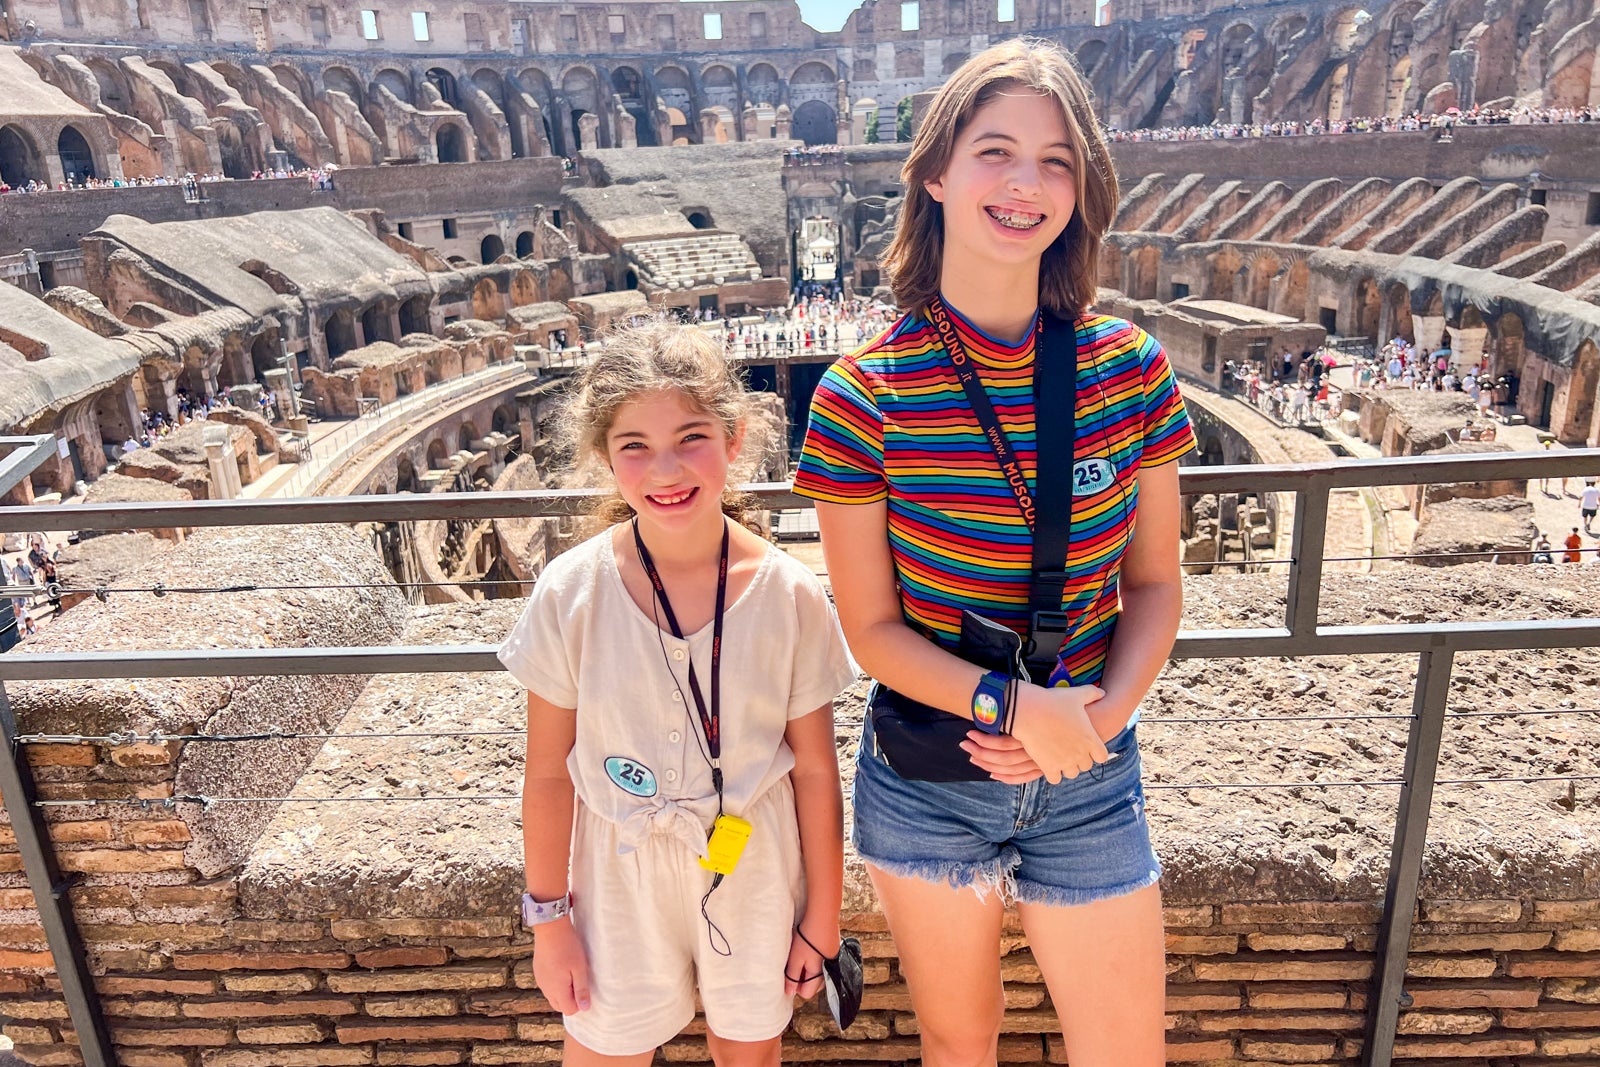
[794,38,1196,1065]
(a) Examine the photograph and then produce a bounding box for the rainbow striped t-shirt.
[792,302,1196,688]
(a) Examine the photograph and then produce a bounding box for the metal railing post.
[1284,478,1331,637]
[1364,646,1455,1067]
[0,681,115,1066]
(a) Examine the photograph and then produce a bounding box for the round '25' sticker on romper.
[604,756,658,797]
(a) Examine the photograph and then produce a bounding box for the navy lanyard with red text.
[632,518,728,802]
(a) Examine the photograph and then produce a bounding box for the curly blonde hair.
[558,320,771,528]
[881,37,1119,318]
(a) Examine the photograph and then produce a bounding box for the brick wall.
[6,735,1600,1065]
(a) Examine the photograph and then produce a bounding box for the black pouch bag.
[863,300,1078,783]
[868,610,1029,782]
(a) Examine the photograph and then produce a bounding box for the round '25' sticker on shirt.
[1072,458,1116,498]
[604,756,658,797]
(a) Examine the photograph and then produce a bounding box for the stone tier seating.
[625,234,762,290]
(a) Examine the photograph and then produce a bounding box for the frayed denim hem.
[1012,863,1163,909]
[862,845,1022,904]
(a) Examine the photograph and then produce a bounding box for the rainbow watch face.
[974,691,1001,726]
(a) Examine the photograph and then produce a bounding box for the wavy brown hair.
[558,320,770,530]
[881,37,1119,318]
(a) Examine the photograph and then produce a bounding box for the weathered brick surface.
[354,947,449,969]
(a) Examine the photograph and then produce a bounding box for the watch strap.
[971,670,1009,735]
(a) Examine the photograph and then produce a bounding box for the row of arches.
[0,123,99,187]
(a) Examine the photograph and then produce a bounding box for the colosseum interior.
[2,0,1600,1063]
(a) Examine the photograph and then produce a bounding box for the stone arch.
[1099,244,1123,291]
[473,68,507,108]
[1386,283,1413,342]
[1220,22,1255,70]
[324,309,358,358]
[1268,14,1307,53]
[654,64,693,114]
[942,52,970,76]
[209,60,253,99]
[492,403,518,436]
[1493,310,1526,383]
[1327,61,1353,121]
[248,333,280,381]
[514,66,558,154]
[1549,43,1596,108]
[56,125,96,183]
[561,65,601,149]
[700,64,738,113]
[436,122,468,162]
[471,277,502,320]
[360,302,392,344]
[1385,53,1413,118]
[397,455,421,492]
[515,231,535,257]
[374,68,413,106]
[323,65,366,108]
[1131,246,1160,300]
[510,270,537,306]
[272,64,315,106]
[426,437,449,469]
[87,58,134,111]
[611,66,643,102]
[0,125,46,187]
[1327,7,1365,56]
[789,61,836,106]
[425,68,461,109]
[481,233,505,263]
[1355,277,1381,341]
[149,59,189,94]
[747,63,781,106]
[1244,251,1282,310]
[459,420,481,452]
[1279,256,1310,319]
[1207,247,1244,301]
[1565,339,1600,443]
[792,100,837,146]
[611,65,655,147]
[399,294,431,335]
[686,210,713,228]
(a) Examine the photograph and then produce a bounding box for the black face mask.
[820,936,864,1031]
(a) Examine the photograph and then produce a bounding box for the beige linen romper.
[499,529,856,1054]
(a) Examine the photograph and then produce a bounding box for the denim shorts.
[852,717,1161,907]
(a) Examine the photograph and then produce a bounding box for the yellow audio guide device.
[699,813,753,876]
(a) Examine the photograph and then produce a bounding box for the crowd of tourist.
[117,388,243,456]
[1,166,336,196]
[786,144,846,165]
[1222,346,1342,426]
[0,532,60,646]
[717,292,898,361]
[1108,105,1594,142]
[1348,336,1507,427]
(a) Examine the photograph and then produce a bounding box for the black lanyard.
[632,518,728,798]
[927,296,1041,532]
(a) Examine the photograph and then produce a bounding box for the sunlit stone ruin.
[2,0,1600,1062]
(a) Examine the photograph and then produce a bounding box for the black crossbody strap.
[925,298,1077,617]
[1031,310,1078,616]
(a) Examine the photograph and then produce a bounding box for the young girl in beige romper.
[501,323,856,1066]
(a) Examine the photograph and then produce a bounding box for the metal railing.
[2,442,1600,1067]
